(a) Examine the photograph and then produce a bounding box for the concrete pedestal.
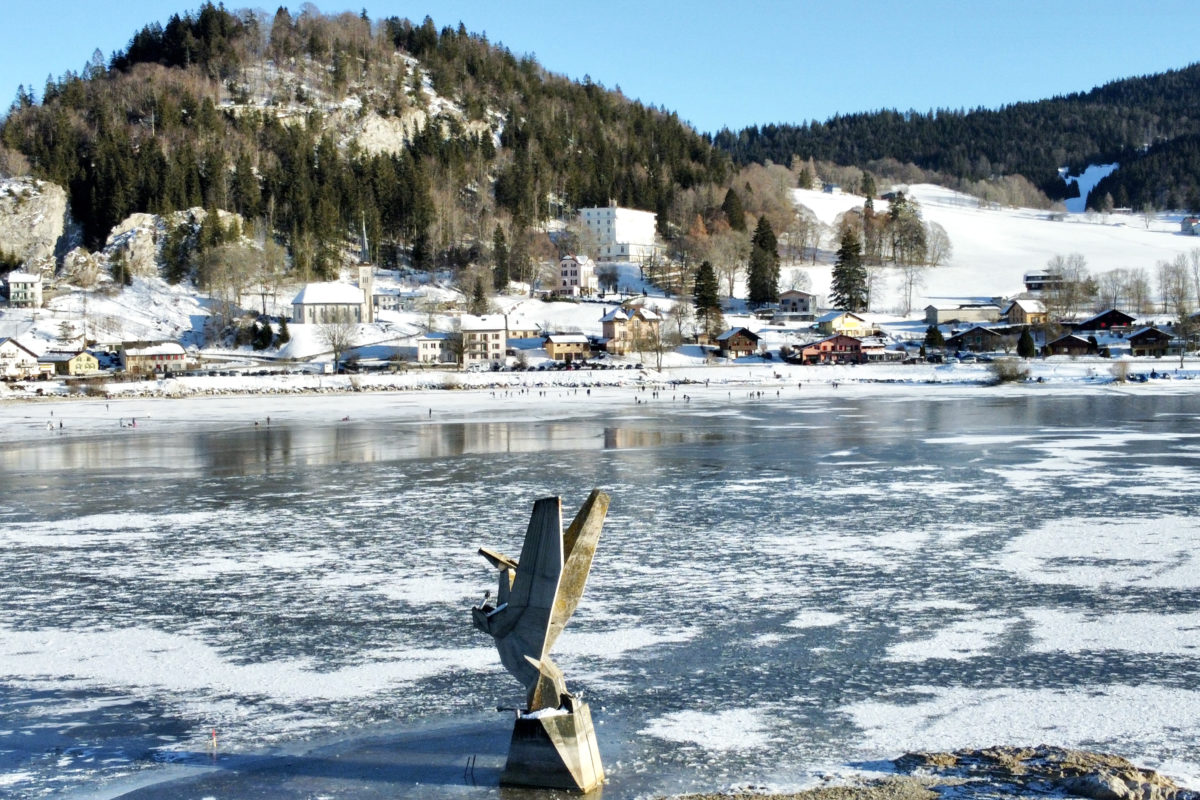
[500,700,604,792]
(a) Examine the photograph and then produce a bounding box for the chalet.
[1003,298,1047,326]
[800,334,865,364]
[0,337,39,378]
[5,271,43,308]
[1023,271,1063,293]
[600,305,661,355]
[816,310,870,336]
[715,327,761,359]
[858,335,904,362]
[1073,309,1135,332]
[1045,333,1094,357]
[416,332,456,364]
[924,302,1003,326]
[121,341,190,373]
[460,314,507,369]
[778,289,816,318]
[1128,327,1172,357]
[544,334,591,362]
[945,326,1008,353]
[38,350,99,376]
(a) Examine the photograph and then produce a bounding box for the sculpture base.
[500,701,604,793]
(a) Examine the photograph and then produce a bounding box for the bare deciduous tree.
[318,313,358,369]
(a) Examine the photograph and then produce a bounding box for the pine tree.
[693,259,722,335]
[1017,328,1037,358]
[747,216,780,307]
[492,224,509,291]
[924,324,945,348]
[470,275,488,315]
[277,316,291,344]
[830,228,867,311]
[721,187,746,231]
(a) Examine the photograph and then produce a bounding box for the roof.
[1047,333,1092,347]
[546,334,589,344]
[817,310,864,323]
[1075,308,1135,328]
[1127,326,1171,341]
[123,342,186,357]
[5,271,41,284]
[599,308,629,323]
[806,334,863,347]
[1005,298,1045,313]
[630,306,661,321]
[291,282,364,305]
[779,289,815,298]
[38,351,89,363]
[0,337,38,357]
[460,314,506,332]
[716,327,759,342]
[418,332,452,341]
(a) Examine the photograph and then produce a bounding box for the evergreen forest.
[0,3,729,279]
[711,63,1200,212]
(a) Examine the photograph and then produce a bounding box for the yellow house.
[816,311,870,336]
[38,350,99,376]
[600,305,662,355]
[544,334,591,362]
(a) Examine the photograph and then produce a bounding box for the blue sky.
[3,1,1200,133]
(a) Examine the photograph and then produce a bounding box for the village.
[0,189,1196,392]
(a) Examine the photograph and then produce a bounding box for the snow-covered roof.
[631,306,661,321]
[0,337,38,356]
[123,342,186,357]
[5,271,41,284]
[1005,298,1045,313]
[817,310,863,322]
[460,314,506,332]
[291,282,364,305]
[600,308,629,323]
[37,351,88,363]
[546,334,588,344]
[716,327,758,342]
[418,331,452,341]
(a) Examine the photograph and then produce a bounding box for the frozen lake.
[3,387,1200,799]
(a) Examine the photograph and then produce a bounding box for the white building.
[0,337,39,378]
[558,254,598,296]
[460,314,507,369]
[579,206,660,262]
[416,332,455,364]
[5,271,43,308]
[291,265,375,325]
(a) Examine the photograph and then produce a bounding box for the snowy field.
[2,381,1200,799]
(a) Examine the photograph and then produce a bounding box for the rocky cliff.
[0,177,73,267]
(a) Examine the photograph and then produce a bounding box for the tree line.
[711,62,1200,211]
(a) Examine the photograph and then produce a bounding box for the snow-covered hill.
[792,184,1200,312]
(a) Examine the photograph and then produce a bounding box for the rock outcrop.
[665,745,1196,800]
[895,746,1196,800]
[0,177,71,264]
[105,213,164,278]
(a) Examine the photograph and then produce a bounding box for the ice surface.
[2,389,1199,798]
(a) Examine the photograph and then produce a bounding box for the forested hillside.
[0,3,729,278]
[712,64,1200,212]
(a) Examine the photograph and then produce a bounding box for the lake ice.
[2,387,1199,798]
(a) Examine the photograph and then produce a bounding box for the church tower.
[358,264,374,323]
